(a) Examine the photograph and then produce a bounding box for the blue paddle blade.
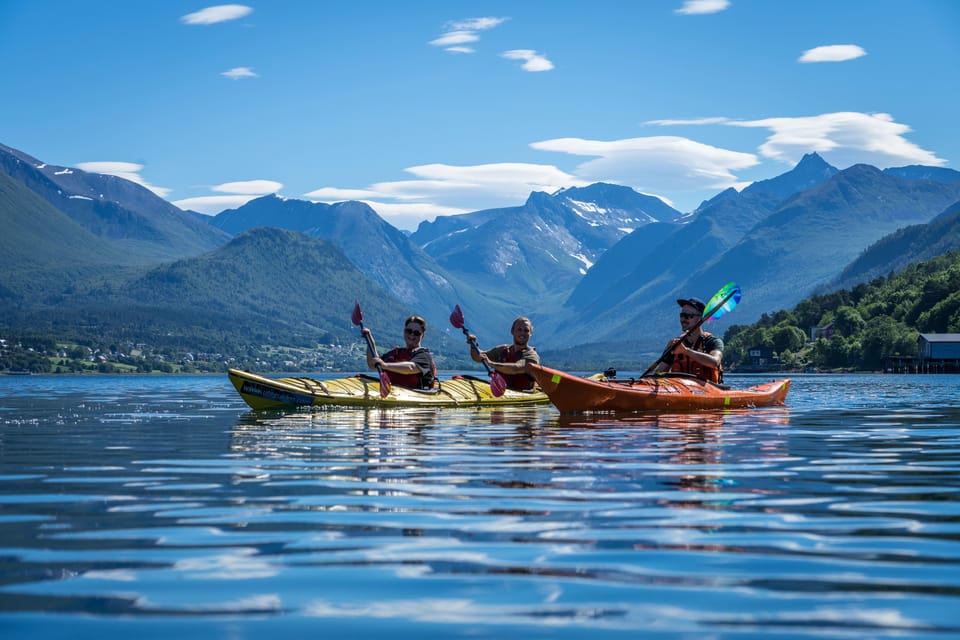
[704,282,741,321]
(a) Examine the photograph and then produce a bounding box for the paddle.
[640,282,742,378]
[449,304,508,397]
[351,301,391,397]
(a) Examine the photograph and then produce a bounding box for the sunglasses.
[679,312,699,319]
[404,328,422,336]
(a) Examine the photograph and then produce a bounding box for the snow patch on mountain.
[571,252,594,273]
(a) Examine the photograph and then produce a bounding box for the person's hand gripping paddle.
[640,282,742,378]
[351,301,391,397]
[449,304,507,397]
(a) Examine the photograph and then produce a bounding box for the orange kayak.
[525,362,790,413]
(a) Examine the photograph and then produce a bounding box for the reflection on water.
[1,373,959,639]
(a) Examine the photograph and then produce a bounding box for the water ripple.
[1,373,960,638]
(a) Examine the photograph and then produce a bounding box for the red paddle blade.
[378,372,391,398]
[351,301,363,326]
[489,371,507,397]
[449,304,464,329]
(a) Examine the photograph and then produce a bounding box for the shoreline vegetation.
[0,337,368,376]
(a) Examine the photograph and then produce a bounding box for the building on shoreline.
[916,334,960,373]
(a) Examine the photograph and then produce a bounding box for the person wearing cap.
[654,297,724,383]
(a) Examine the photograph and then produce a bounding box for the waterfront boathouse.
[917,333,960,373]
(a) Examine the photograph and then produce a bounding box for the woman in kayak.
[362,316,436,389]
[654,297,724,383]
[467,317,540,391]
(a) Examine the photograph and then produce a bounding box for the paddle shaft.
[359,322,389,378]
[460,327,499,378]
[640,287,739,378]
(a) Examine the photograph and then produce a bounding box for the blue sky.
[2,1,958,230]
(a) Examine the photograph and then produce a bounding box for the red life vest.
[383,347,436,389]
[493,346,536,391]
[669,331,723,383]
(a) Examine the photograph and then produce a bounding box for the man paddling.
[467,317,540,391]
[654,297,724,383]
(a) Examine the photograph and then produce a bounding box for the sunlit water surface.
[1,373,959,639]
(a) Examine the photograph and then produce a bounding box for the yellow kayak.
[227,368,550,410]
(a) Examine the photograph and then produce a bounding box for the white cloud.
[646,117,733,126]
[675,0,730,15]
[354,201,470,231]
[531,135,758,193]
[173,179,282,214]
[306,162,584,229]
[303,187,381,201]
[430,16,508,53]
[377,163,581,207]
[799,44,867,63]
[448,17,509,31]
[213,180,282,195]
[430,31,480,47]
[75,161,171,198]
[184,111,946,226]
[222,66,258,80]
[727,112,946,167]
[645,111,945,170]
[301,191,468,230]
[172,194,261,214]
[501,49,554,72]
[181,4,253,26]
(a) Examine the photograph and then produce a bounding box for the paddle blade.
[378,371,391,398]
[489,371,507,397]
[449,304,465,329]
[351,301,363,326]
[703,282,741,321]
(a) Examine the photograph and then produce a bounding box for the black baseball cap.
[676,297,706,313]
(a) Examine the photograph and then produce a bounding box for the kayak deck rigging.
[228,368,550,410]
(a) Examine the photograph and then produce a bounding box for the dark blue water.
[1,373,959,639]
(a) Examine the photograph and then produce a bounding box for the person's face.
[511,320,532,346]
[679,305,701,330]
[404,322,424,347]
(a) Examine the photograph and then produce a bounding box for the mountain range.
[3,140,960,370]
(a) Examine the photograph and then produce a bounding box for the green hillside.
[0,172,136,300]
[1,228,429,372]
[724,250,960,371]
[832,202,960,290]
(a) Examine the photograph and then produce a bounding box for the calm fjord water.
[1,373,959,639]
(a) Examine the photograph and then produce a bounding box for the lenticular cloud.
[799,44,867,63]
[181,4,253,26]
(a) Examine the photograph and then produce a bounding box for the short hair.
[511,317,532,332]
[405,315,427,332]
